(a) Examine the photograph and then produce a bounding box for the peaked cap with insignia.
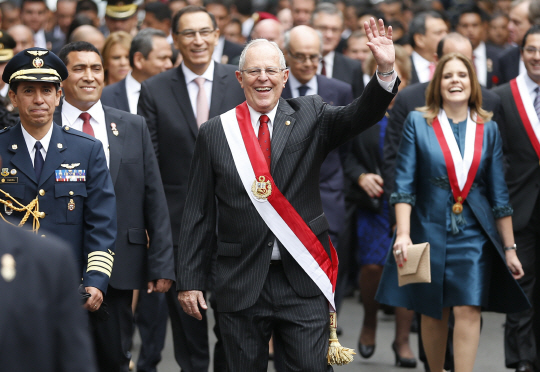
[105,0,138,20]
[0,31,16,64]
[2,47,68,85]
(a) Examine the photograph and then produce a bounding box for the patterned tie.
[195,77,209,127]
[34,141,44,181]
[79,112,94,137]
[298,85,309,97]
[320,59,327,76]
[535,87,540,120]
[258,115,271,168]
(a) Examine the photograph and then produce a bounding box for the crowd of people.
[0,0,539,371]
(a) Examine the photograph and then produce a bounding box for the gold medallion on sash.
[251,176,272,200]
[452,197,463,215]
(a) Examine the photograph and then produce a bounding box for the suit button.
[268,241,273,247]
[69,191,74,196]
[39,189,45,196]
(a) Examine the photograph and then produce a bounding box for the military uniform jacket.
[0,123,117,293]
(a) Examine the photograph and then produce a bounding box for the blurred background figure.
[487,12,510,50]
[46,0,76,53]
[344,44,416,368]
[344,31,371,87]
[105,0,138,36]
[75,0,102,29]
[277,7,293,31]
[8,24,34,54]
[169,0,187,17]
[142,1,173,46]
[206,0,243,64]
[251,18,284,50]
[69,24,106,53]
[20,0,48,48]
[291,0,315,26]
[103,31,133,85]
[0,1,20,30]
[223,17,245,45]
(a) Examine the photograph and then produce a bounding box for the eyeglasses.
[288,50,322,64]
[314,25,342,34]
[523,47,540,55]
[176,28,216,39]
[240,67,287,76]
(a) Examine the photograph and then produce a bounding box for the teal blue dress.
[375,111,530,319]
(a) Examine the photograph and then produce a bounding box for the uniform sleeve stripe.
[87,257,114,268]
[88,251,114,264]
[87,261,113,271]
[87,266,112,277]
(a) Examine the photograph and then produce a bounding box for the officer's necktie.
[34,141,44,181]
[79,112,94,137]
[195,77,209,127]
[258,115,271,168]
[298,85,309,97]
[535,87,540,120]
[320,59,327,76]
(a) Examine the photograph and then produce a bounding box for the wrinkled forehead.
[244,44,281,68]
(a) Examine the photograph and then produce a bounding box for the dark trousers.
[219,263,333,372]
[135,291,168,372]
[91,286,133,372]
[505,205,540,368]
[334,201,357,313]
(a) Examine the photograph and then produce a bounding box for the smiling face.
[522,33,540,84]
[9,82,61,130]
[440,58,471,108]
[61,51,105,111]
[236,43,289,114]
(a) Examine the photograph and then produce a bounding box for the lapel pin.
[64,126,70,131]
[11,144,17,150]
[57,143,63,149]
[10,169,16,175]
[285,121,291,126]
[1,168,8,177]
[68,199,75,211]
[1,253,16,282]
[111,123,119,136]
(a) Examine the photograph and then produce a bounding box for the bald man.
[70,25,106,53]
[251,19,285,50]
[7,24,34,54]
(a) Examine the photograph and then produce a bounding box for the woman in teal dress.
[376,53,530,372]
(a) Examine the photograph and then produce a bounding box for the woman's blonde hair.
[417,52,492,124]
[102,31,132,83]
[366,45,411,85]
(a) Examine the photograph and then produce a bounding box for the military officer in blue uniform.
[0,47,117,312]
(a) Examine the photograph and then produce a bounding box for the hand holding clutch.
[396,243,431,287]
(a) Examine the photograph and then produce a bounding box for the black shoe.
[358,342,375,359]
[392,342,417,368]
[516,361,534,372]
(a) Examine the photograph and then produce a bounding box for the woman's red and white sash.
[510,75,540,159]
[432,110,484,213]
[220,102,338,311]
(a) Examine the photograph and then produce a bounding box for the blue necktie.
[298,85,309,97]
[34,141,44,181]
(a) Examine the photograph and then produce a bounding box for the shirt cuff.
[376,71,398,92]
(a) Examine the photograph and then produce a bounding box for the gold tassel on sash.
[327,312,356,365]
[0,189,42,232]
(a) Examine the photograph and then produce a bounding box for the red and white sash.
[432,110,484,211]
[510,75,540,159]
[220,102,338,311]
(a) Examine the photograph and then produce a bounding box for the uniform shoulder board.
[0,126,11,134]
[62,125,96,141]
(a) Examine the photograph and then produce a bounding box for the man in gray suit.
[137,5,245,371]
[177,19,398,371]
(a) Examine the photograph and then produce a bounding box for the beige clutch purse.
[397,242,431,287]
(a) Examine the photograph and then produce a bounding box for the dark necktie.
[298,85,309,97]
[79,112,94,137]
[258,115,271,168]
[34,141,44,181]
[321,59,327,76]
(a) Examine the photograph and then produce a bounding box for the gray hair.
[129,28,167,69]
[284,29,323,54]
[238,39,286,70]
[311,2,344,24]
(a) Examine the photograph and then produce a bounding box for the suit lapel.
[317,75,336,105]
[282,82,293,99]
[53,100,63,126]
[103,106,125,186]
[38,124,66,186]
[171,67,198,139]
[271,98,296,173]
[115,79,130,112]
[8,124,37,183]
[209,63,227,119]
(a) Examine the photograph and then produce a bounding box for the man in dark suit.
[45,0,76,54]
[207,0,244,65]
[177,20,398,371]
[281,26,353,315]
[137,6,245,371]
[55,41,175,372]
[493,26,540,372]
[311,2,364,97]
[382,32,501,372]
[0,47,117,315]
[495,0,531,85]
[0,219,97,372]
[102,28,173,114]
[455,4,501,88]
[407,11,448,85]
[142,2,174,47]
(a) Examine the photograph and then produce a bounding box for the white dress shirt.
[0,84,9,98]
[474,42,487,87]
[411,51,433,83]
[288,74,318,98]
[212,36,225,63]
[34,29,47,49]
[21,122,53,166]
[125,71,141,115]
[318,51,335,78]
[523,71,540,103]
[61,98,110,167]
[182,61,214,122]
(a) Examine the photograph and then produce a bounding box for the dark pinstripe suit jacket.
[177,75,399,312]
